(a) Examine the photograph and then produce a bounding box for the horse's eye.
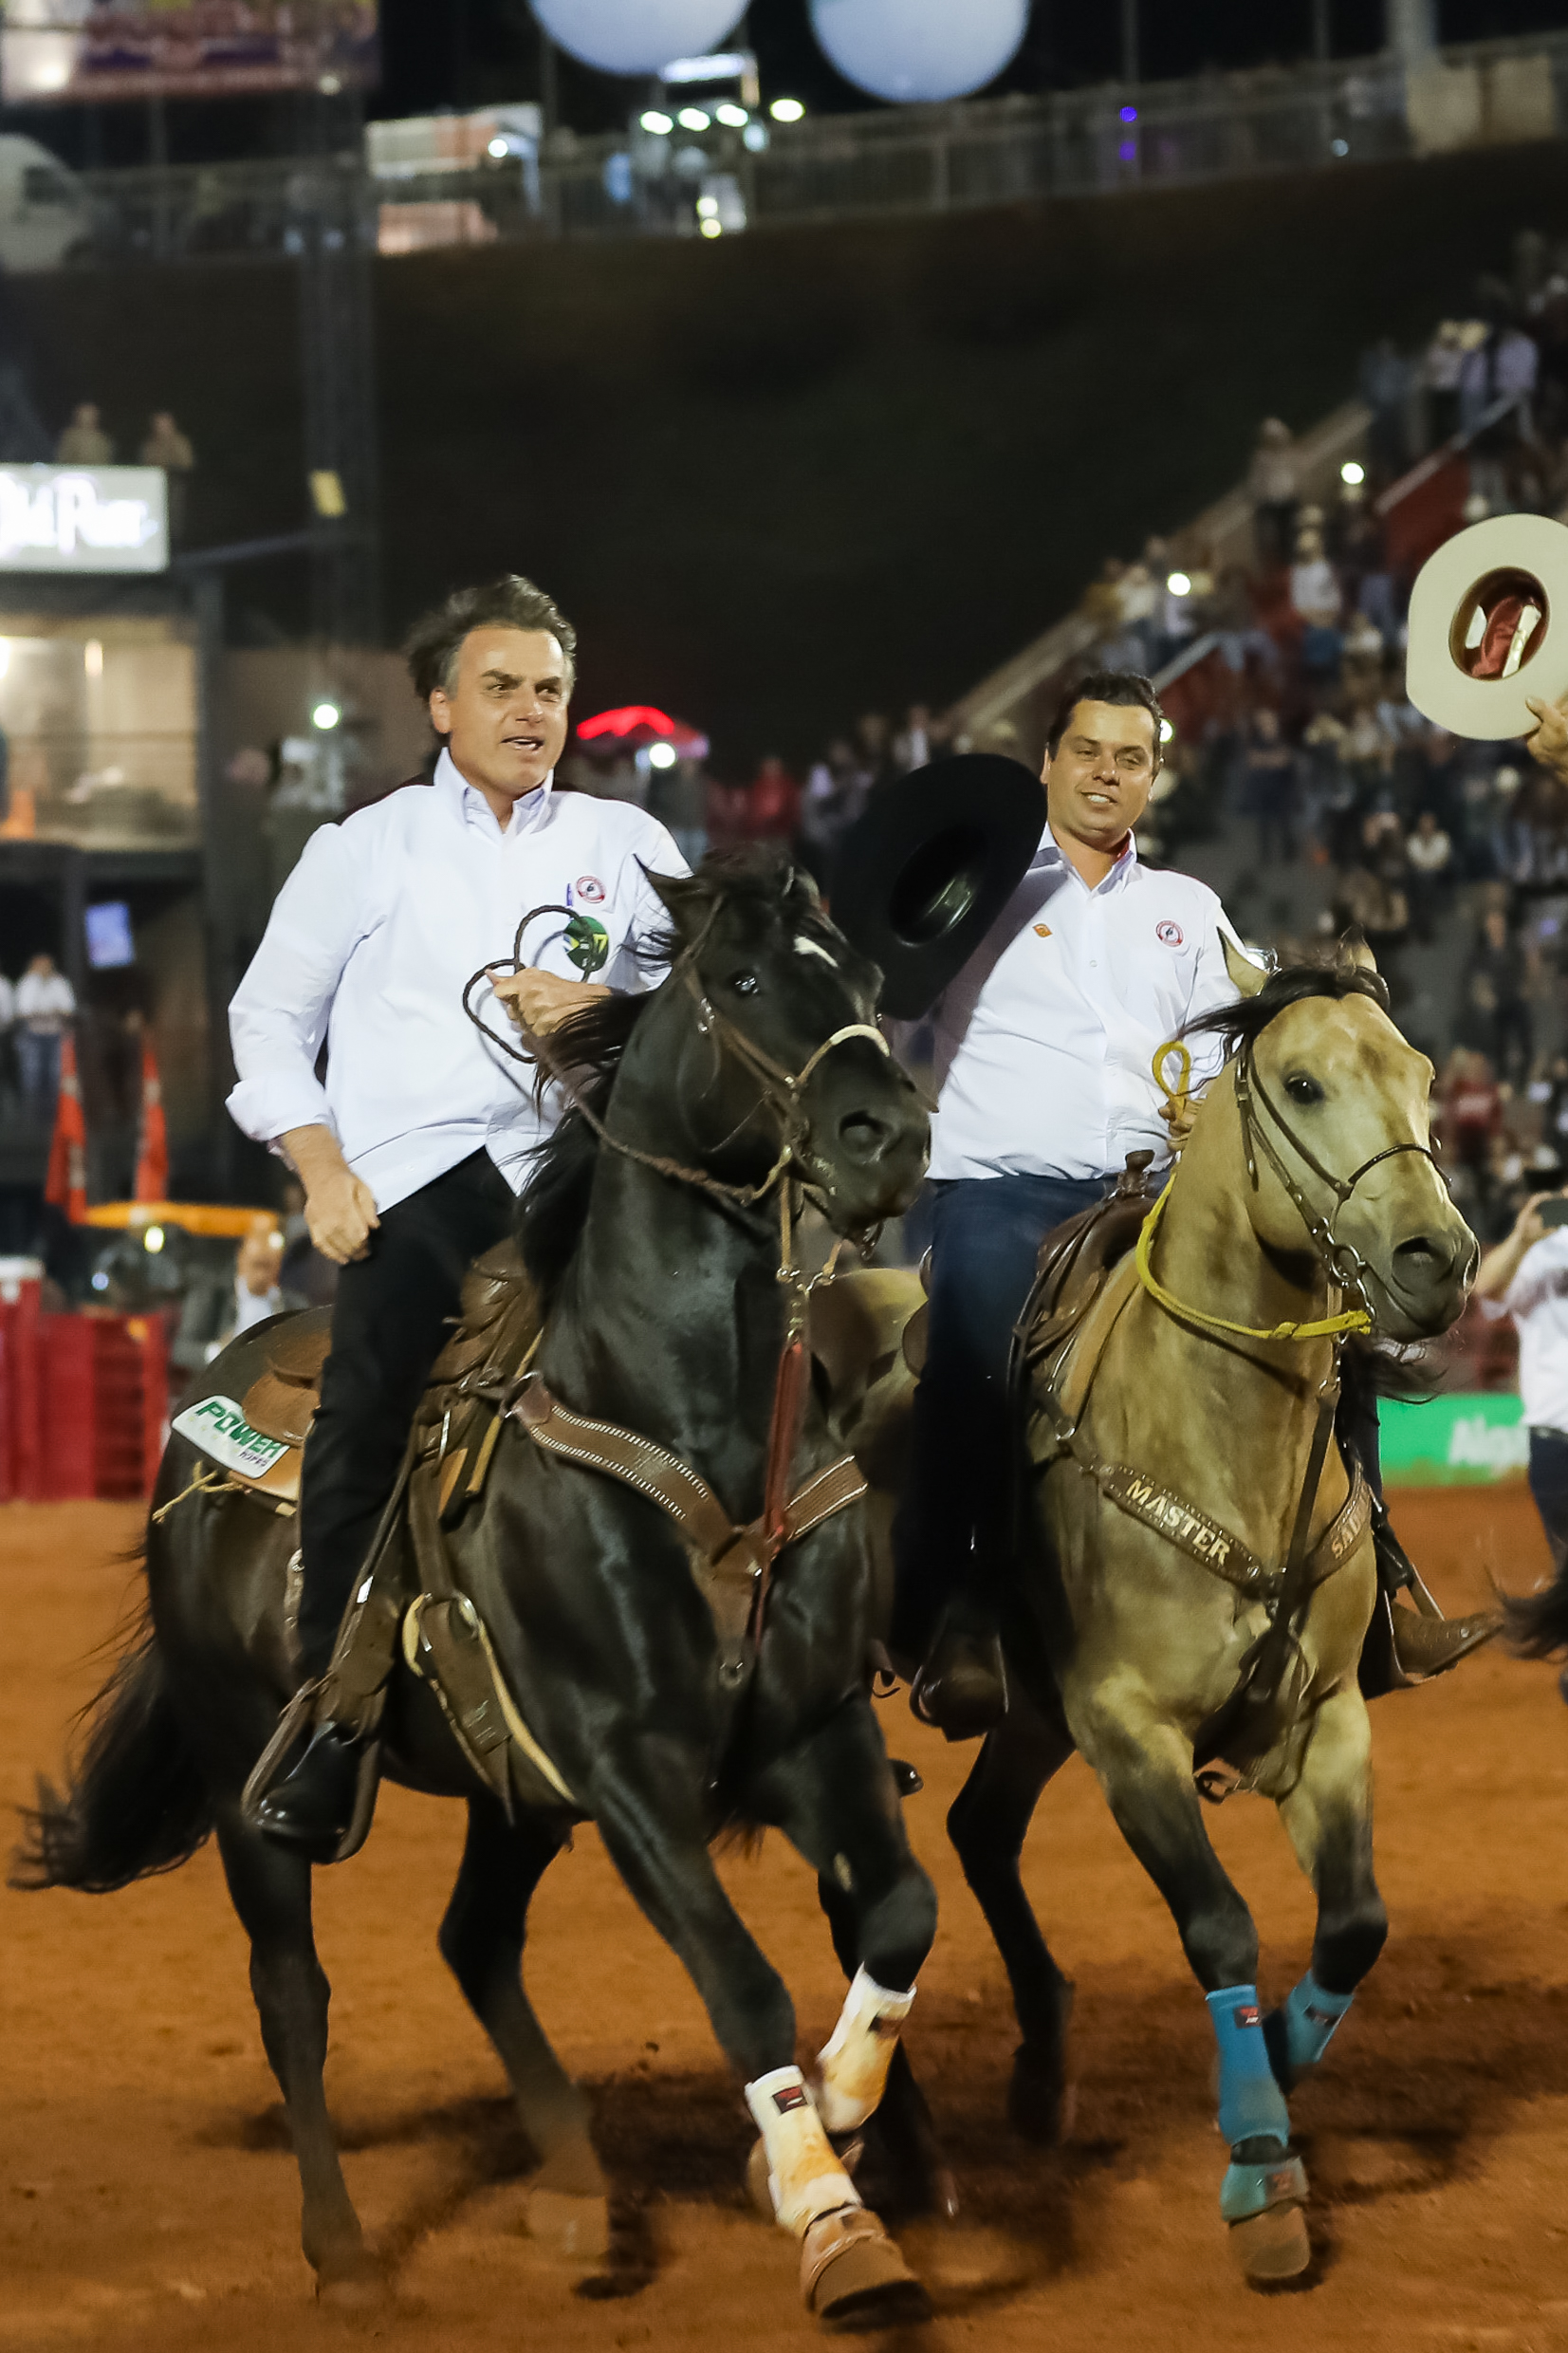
[1285,1073,1324,1106]
[729,971,760,997]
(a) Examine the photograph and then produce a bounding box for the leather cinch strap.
[510,1375,866,1686]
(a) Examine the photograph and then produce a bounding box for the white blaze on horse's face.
[793,934,839,969]
[1245,992,1478,1340]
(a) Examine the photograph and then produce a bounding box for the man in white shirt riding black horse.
[892,668,1485,1736]
[226,574,686,1853]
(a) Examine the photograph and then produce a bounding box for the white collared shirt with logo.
[1485,1228,1568,1436]
[228,748,688,1210]
[925,828,1243,1183]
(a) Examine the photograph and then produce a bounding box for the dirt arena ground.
[5,1490,1568,2353]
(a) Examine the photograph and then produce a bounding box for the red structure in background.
[0,1268,165,1503]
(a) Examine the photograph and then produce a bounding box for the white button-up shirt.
[925,827,1243,1183]
[228,749,687,1211]
[1485,1229,1568,1435]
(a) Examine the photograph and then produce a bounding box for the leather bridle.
[462,899,891,1218]
[1233,1030,1447,1326]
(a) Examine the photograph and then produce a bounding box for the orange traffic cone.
[133,1034,168,1203]
[43,1033,87,1223]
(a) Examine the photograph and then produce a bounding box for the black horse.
[17,851,938,2326]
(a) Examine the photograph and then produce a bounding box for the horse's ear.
[1335,926,1379,978]
[644,865,710,942]
[1222,932,1269,997]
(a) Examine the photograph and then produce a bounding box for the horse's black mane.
[514,843,830,1301]
[1184,955,1392,1057]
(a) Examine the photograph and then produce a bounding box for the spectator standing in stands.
[1469,904,1533,1081]
[1359,336,1412,476]
[1406,807,1454,941]
[0,961,12,1097]
[893,704,932,773]
[1289,528,1343,679]
[55,401,113,463]
[1241,706,1298,864]
[800,737,863,876]
[1248,417,1299,566]
[1475,1189,1568,1562]
[747,753,801,842]
[1439,1047,1503,1175]
[139,409,194,542]
[1424,321,1467,446]
[15,949,74,1110]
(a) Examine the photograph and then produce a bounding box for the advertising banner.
[1,3,378,106]
[1379,1391,1530,1485]
[0,464,168,571]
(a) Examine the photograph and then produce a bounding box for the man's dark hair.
[404,574,579,703]
[1045,667,1165,767]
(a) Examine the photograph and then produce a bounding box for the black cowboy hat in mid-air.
[829,752,1044,1019]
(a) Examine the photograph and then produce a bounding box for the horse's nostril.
[1393,1233,1453,1285]
[838,1110,893,1162]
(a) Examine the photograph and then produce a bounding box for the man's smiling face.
[429,625,572,812]
[1042,696,1159,859]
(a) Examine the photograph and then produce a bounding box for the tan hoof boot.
[800,2205,932,2327]
[1228,2197,1311,2284]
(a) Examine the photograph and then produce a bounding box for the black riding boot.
[253,1720,366,1863]
[910,1595,1008,1740]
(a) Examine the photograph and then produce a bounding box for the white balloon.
[809,0,1028,103]
[531,0,747,79]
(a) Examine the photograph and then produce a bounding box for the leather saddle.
[1016,1151,1163,1381]
[175,1241,543,1513]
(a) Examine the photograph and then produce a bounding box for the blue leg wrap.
[1206,1985,1292,2149]
[1281,1973,1353,2076]
[1220,2149,1308,2224]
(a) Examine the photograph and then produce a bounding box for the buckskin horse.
[16,849,941,2326]
[924,946,1478,2283]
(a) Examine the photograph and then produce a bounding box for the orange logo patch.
[1034,924,1052,938]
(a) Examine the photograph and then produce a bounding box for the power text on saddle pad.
[173,1395,291,1481]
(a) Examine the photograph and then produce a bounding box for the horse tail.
[1503,1558,1568,1660]
[10,1592,213,1894]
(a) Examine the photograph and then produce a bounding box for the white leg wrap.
[815,1964,916,2134]
[745,2066,861,2236]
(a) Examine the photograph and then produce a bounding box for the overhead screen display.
[1,3,378,105]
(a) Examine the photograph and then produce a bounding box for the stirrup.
[909,1618,1007,1741]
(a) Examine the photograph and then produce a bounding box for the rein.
[462,894,891,1690]
[462,900,889,1215]
[1135,1013,1445,1350]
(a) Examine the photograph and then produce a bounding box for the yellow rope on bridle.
[1134,1184,1373,1343]
[1136,1036,1373,1344]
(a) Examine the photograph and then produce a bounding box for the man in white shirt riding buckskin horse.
[892,668,1486,1737]
[226,575,686,1855]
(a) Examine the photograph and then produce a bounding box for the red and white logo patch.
[1234,2005,1262,2030]
[1155,919,1185,948]
[576,874,606,904]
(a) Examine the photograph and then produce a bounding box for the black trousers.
[297,1150,515,1679]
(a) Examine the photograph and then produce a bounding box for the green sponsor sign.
[1379,1392,1529,1485]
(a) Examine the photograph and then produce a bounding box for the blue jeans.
[1529,1429,1568,1568]
[891,1172,1112,1654]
